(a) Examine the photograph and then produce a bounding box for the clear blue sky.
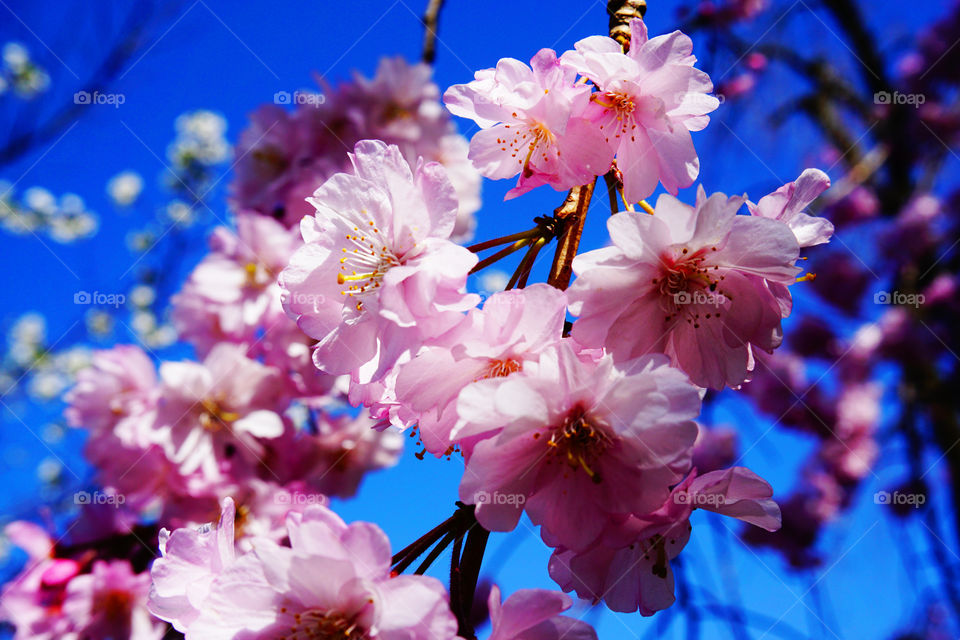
[0,1,956,638]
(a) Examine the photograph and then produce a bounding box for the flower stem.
[508,237,548,290]
[469,237,533,275]
[467,227,541,253]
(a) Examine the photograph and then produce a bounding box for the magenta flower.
[444,49,614,198]
[487,585,597,640]
[180,505,458,639]
[154,343,289,479]
[394,284,567,455]
[61,559,164,640]
[549,466,780,614]
[748,168,834,247]
[568,189,801,389]
[458,340,701,550]
[561,18,718,203]
[280,140,479,383]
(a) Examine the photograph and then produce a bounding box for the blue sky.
[0,1,957,638]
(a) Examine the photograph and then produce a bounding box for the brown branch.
[607,0,647,50]
[421,0,446,65]
[546,180,596,290]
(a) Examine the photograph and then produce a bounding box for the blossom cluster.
[0,14,840,640]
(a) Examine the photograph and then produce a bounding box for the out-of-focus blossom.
[106,171,144,207]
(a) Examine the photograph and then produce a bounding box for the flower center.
[651,247,728,328]
[199,397,239,432]
[479,358,522,380]
[279,609,366,640]
[498,119,557,178]
[546,406,613,483]
[338,221,401,312]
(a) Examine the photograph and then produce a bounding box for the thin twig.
[421,0,447,64]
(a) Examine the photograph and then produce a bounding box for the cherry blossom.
[487,585,597,640]
[280,139,479,384]
[153,343,289,480]
[568,188,802,389]
[164,504,459,639]
[561,18,718,203]
[458,340,701,550]
[748,168,834,247]
[549,467,780,614]
[394,283,567,455]
[444,48,614,198]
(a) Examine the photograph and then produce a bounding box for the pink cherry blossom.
[61,559,164,640]
[458,340,701,550]
[394,283,567,455]
[487,585,597,640]
[172,212,302,356]
[64,344,158,447]
[183,504,458,639]
[280,139,479,384]
[148,497,238,632]
[568,189,802,389]
[154,343,290,480]
[748,168,834,247]
[549,467,780,614]
[561,18,718,203]
[444,48,614,198]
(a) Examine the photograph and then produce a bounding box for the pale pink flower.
[64,344,158,447]
[748,169,833,247]
[394,284,567,455]
[444,49,614,198]
[487,585,597,640]
[549,467,780,614]
[280,140,479,383]
[148,497,238,632]
[561,18,718,203]
[61,559,163,640]
[568,189,801,389]
[154,343,289,479]
[172,212,302,355]
[458,340,700,550]
[186,505,458,639]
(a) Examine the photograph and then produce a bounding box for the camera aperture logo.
[74,290,126,308]
[73,90,125,108]
[473,490,526,506]
[74,490,126,507]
